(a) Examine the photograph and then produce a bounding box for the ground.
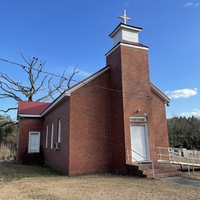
[1,147,200,200]
[1,160,200,200]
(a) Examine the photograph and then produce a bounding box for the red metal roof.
[18,101,51,115]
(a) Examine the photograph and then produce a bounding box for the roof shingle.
[18,101,51,115]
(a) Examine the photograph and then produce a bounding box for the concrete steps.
[127,162,180,178]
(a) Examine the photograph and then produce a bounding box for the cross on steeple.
[118,9,131,24]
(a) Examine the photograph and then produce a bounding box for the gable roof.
[65,66,110,95]
[18,101,51,117]
[17,67,170,118]
[17,66,109,118]
[41,66,110,116]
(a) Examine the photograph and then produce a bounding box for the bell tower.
[106,10,155,174]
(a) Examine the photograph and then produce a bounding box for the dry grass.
[0,159,200,200]
[0,145,13,160]
[1,146,200,199]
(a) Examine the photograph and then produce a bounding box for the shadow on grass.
[0,160,60,183]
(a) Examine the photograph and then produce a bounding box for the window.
[51,123,54,149]
[58,119,61,143]
[28,132,40,153]
[45,125,49,148]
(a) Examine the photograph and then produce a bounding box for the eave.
[105,41,148,57]
[18,114,41,118]
[109,23,142,38]
[150,82,170,104]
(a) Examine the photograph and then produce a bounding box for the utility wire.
[0,58,70,80]
[0,57,152,98]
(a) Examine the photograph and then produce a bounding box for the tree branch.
[0,108,18,114]
[67,66,79,88]
[0,54,79,113]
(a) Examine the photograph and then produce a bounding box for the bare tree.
[0,53,79,113]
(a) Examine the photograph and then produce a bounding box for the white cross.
[118,9,131,24]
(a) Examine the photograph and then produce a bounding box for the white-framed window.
[51,123,54,149]
[58,118,61,143]
[28,131,40,153]
[45,125,49,148]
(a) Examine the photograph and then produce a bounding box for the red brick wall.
[16,117,43,163]
[106,47,127,174]
[69,71,111,175]
[120,45,157,162]
[106,43,169,165]
[151,90,169,160]
[42,97,70,174]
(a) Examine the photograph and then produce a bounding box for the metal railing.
[126,148,155,178]
[157,147,200,175]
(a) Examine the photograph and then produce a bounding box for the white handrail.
[157,147,200,175]
[126,148,155,178]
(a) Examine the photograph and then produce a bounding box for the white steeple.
[109,10,142,46]
[109,23,142,46]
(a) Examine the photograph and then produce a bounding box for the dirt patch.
[0,161,200,200]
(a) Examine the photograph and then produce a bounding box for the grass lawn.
[0,160,200,200]
[0,160,59,182]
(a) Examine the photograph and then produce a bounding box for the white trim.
[41,92,69,116]
[18,67,109,118]
[18,114,41,118]
[58,119,61,143]
[45,125,49,148]
[130,116,147,123]
[65,67,109,95]
[150,83,170,104]
[105,44,120,57]
[50,123,54,149]
[41,67,109,117]
[105,43,148,57]
[28,131,40,153]
[109,24,142,38]
[121,43,148,51]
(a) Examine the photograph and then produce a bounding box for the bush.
[3,132,17,159]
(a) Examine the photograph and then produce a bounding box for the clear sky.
[0,0,200,119]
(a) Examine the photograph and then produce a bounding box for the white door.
[28,132,40,153]
[130,125,149,162]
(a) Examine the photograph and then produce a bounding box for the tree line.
[2,115,200,159]
[167,116,200,150]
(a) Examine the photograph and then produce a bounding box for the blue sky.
[0,0,200,119]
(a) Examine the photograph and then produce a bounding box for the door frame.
[129,117,150,162]
[28,131,41,153]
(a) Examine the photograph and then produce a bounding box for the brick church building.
[16,14,171,176]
